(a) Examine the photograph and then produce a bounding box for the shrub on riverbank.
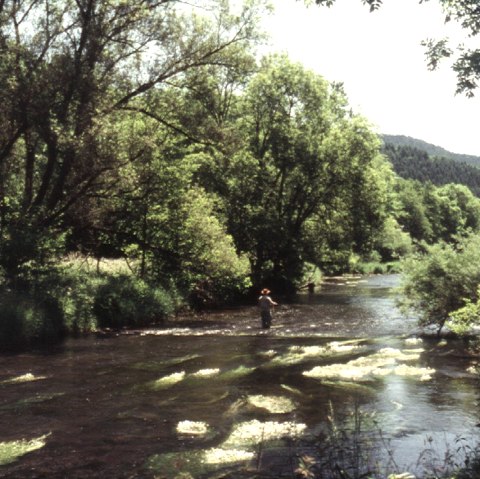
[400,233,480,335]
[0,291,65,352]
[0,260,180,351]
[93,274,175,329]
[351,260,401,275]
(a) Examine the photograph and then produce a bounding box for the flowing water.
[1,275,479,478]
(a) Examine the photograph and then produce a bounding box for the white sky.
[260,0,480,156]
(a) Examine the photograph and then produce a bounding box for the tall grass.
[295,401,480,479]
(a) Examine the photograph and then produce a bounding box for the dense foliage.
[1,0,480,349]
[400,233,480,335]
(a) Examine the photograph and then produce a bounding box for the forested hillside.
[382,142,480,197]
[382,134,480,168]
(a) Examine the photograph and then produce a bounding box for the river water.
[1,275,479,478]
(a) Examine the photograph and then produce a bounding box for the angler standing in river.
[258,288,278,329]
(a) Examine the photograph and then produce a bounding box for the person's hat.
[261,288,271,295]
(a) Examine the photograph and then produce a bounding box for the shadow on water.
[0,275,479,478]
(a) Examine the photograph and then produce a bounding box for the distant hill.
[381,135,480,197]
[381,134,480,168]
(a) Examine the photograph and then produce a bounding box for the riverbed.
[0,275,479,478]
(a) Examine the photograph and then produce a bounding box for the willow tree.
[0,0,267,276]
[222,55,388,290]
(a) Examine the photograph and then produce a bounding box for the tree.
[86,100,251,304]
[394,179,434,243]
[308,0,480,97]
[400,233,480,335]
[0,0,267,276]
[218,55,387,289]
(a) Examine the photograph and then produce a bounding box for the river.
[0,274,479,478]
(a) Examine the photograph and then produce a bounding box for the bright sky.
[260,0,480,156]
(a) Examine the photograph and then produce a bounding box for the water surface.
[1,275,479,478]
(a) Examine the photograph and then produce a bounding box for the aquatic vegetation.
[269,340,364,366]
[1,373,47,385]
[329,341,364,353]
[321,380,377,394]
[191,368,220,378]
[304,360,391,381]
[259,349,277,358]
[270,345,327,365]
[176,420,210,436]
[222,420,307,448]
[246,394,296,413]
[0,393,65,411]
[378,347,422,361]
[303,348,434,382]
[394,364,434,381]
[203,448,254,464]
[0,434,49,466]
[131,354,200,371]
[280,384,303,396]
[146,447,254,477]
[150,371,186,389]
[144,365,221,390]
[467,363,479,374]
[403,348,424,354]
[405,337,423,346]
[218,365,255,380]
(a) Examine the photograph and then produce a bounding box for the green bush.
[50,268,105,334]
[93,275,174,329]
[400,233,480,334]
[447,289,480,336]
[0,291,65,351]
[17,264,105,335]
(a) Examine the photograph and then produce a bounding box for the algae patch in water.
[148,368,223,391]
[246,395,296,414]
[0,434,49,466]
[394,364,434,381]
[131,354,201,371]
[303,348,434,382]
[191,368,220,378]
[222,420,307,448]
[176,420,210,436]
[405,337,423,346]
[280,384,303,396]
[148,420,307,477]
[268,340,364,366]
[1,373,47,385]
[218,365,255,380]
[146,448,254,477]
[0,392,65,411]
[150,371,186,389]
